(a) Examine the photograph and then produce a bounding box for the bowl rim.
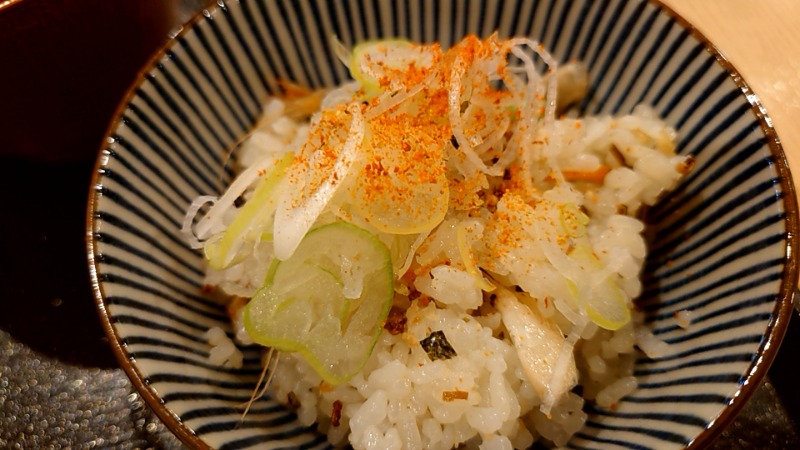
[86,4,220,449]
[655,1,799,448]
[85,0,800,448]
[0,0,25,15]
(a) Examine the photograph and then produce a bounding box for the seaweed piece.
[420,330,458,361]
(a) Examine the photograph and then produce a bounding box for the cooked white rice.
[187,36,691,449]
[220,98,678,447]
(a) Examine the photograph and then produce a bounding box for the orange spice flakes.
[557,203,588,239]
[465,107,489,136]
[449,172,489,211]
[482,193,580,271]
[350,107,450,232]
[372,41,443,91]
[498,164,537,201]
[287,103,352,208]
[362,113,447,182]
[446,35,515,141]
[427,88,451,118]
[282,35,528,232]
[444,34,507,75]
[348,43,454,232]
[403,46,442,87]
[483,194,531,262]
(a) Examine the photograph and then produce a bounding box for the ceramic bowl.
[87,0,798,448]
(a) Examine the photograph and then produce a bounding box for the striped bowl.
[86,0,798,449]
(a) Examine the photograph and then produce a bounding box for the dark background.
[0,1,797,448]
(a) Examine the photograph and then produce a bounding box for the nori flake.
[420,330,458,361]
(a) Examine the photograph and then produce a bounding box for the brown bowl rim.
[0,0,25,15]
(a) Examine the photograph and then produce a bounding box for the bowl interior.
[87,0,798,449]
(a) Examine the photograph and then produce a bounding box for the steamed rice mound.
[269,303,615,450]
[188,35,692,449]
[255,105,674,449]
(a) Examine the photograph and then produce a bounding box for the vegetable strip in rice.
[185,35,692,449]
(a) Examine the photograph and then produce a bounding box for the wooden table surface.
[664,0,800,193]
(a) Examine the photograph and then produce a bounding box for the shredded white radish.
[495,288,578,410]
[366,71,436,120]
[320,81,360,110]
[182,195,217,249]
[194,155,283,240]
[541,316,588,415]
[397,229,432,277]
[449,57,501,176]
[273,102,365,260]
[509,38,559,126]
[331,34,351,68]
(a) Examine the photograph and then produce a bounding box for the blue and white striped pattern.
[87,0,798,449]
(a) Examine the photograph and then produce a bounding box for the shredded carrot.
[442,390,469,401]
[562,165,612,184]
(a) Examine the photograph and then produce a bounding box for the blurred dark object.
[0,0,180,162]
[0,155,116,368]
